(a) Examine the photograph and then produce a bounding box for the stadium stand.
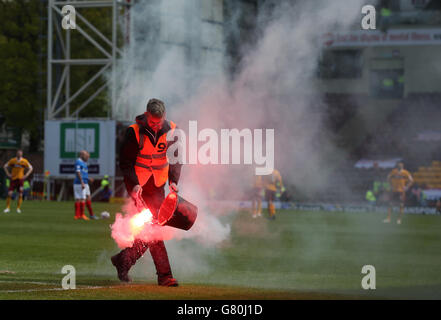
[358,94,441,170]
[307,93,441,205]
[413,161,441,189]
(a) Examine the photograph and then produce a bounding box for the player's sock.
[398,207,404,223]
[17,195,23,209]
[86,199,94,217]
[6,196,11,209]
[80,202,86,217]
[384,208,392,221]
[74,202,80,218]
[269,203,275,217]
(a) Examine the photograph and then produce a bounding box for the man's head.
[397,162,404,171]
[145,98,166,132]
[16,149,23,159]
[79,150,90,161]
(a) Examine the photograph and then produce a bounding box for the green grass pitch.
[0,200,440,299]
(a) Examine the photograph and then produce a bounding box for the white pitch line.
[0,280,126,293]
[0,280,59,286]
[0,286,104,293]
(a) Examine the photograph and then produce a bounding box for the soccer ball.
[100,211,110,219]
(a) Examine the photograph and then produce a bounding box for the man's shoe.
[89,215,99,220]
[158,277,179,287]
[80,214,90,221]
[397,219,402,225]
[3,208,10,213]
[111,254,131,283]
[383,218,391,223]
[16,208,21,213]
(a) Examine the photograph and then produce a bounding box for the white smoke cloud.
[108,0,372,282]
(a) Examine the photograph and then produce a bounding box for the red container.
[157,192,198,231]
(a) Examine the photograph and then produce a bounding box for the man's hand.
[131,184,146,211]
[169,182,179,193]
[132,184,142,198]
[81,182,85,190]
[131,184,142,202]
[4,167,11,178]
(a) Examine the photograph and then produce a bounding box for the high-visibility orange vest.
[129,121,176,187]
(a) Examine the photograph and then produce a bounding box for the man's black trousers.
[115,176,173,283]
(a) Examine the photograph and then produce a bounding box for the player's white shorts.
[73,184,91,200]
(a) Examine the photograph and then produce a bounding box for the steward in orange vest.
[113,98,181,287]
[119,114,182,197]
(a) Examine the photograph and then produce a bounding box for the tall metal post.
[65,28,70,117]
[47,0,53,121]
[111,0,117,120]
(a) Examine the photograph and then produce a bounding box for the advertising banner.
[44,120,116,178]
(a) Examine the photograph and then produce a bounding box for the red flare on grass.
[130,208,153,235]
[111,200,178,249]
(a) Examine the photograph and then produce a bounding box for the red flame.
[111,199,179,249]
[129,208,153,236]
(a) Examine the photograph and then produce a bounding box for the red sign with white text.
[322,29,441,47]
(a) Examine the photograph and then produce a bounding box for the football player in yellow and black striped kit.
[3,150,33,213]
[383,162,413,225]
[263,169,283,220]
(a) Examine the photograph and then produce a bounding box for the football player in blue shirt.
[73,150,97,220]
